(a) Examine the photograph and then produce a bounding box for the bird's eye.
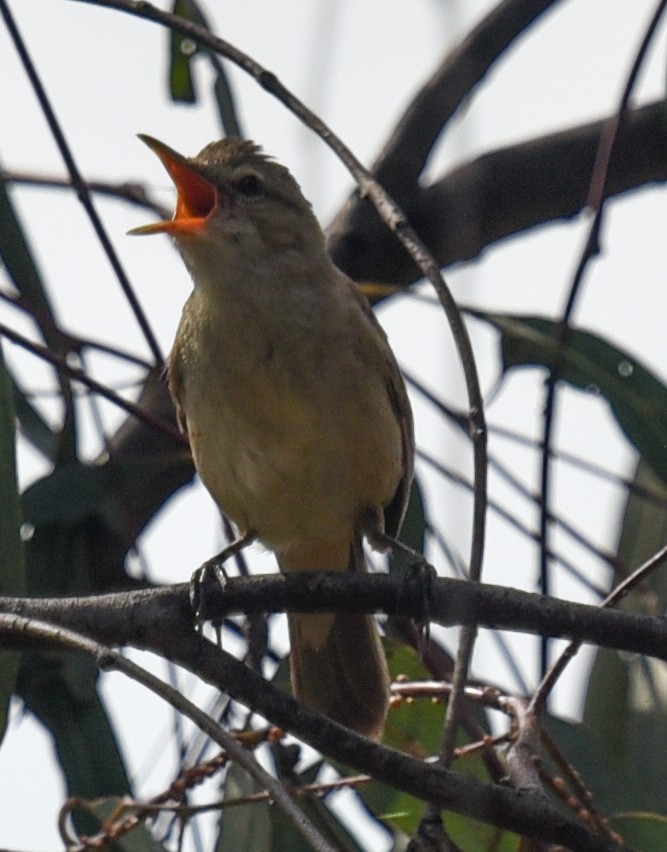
[235,173,265,199]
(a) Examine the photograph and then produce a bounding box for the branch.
[0,613,336,852]
[1,572,666,662]
[327,100,667,285]
[372,0,562,191]
[1,170,171,219]
[0,600,630,851]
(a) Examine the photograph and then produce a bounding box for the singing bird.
[132,135,414,739]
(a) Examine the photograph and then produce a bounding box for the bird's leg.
[190,531,256,630]
[373,530,427,565]
[373,531,435,652]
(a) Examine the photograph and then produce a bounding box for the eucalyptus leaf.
[168,0,207,103]
[472,311,667,485]
[216,763,272,852]
[0,166,63,351]
[212,62,242,138]
[0,163,77,460]
[18,650,132,837]
[583,460,667,816]
[545,715,655,814]
[389,476,426,575]
[611,813,667,850]
[167,0,241,134]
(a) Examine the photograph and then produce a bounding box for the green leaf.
[18,650,132,836]
[445,817,520,852]
[613,460,667,609]
[472,311,667,485]
[216,763,272,852]
[0,167,62,350]
[216,761,364,852]
[583,460,667,815]
[212,63,242,138]
[22,460,120,528]
[545,715,655,815]
[167,0,242,136]
[168,0,208,103]
[610,813,667,850]
[389,476,426,575]
[0,163,77,461]
[0,340,25,741]
[384,639,444,758]
[363,641,517,850]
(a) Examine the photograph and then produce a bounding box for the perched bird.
[132,135,414,739]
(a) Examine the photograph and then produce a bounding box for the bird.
[131,135,414,739]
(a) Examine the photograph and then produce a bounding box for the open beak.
[129,134,217,236]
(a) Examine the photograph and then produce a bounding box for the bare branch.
[1,170,171,219]
[0,603,632,850]
[0,613,336,852]
[1,572,666,663]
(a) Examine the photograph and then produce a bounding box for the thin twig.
[403,362,667,508]
[409,361,624,578]
[0,321,184,444]
[418,448,608,598]
[0,289,153,369]
[527,543,667,717]
[0,170,171,219]
[0,612,337,852]
[537,0,667,679]
[0,0,164,366]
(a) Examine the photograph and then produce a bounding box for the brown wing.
[346,276,415,539]
[167,335,190,439]
[383,360,414,538]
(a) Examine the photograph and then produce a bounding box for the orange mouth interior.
[130,135,216,235]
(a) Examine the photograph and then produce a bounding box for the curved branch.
[373,0,562,191]
[0,613,336,852]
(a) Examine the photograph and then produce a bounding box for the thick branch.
[373,0,562,191]
[327,100,667,284]
[1,572,665,662]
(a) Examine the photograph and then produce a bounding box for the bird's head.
[130,135,325,270]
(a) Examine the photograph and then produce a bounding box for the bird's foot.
[374,531,436,649]
[190,532,256,634]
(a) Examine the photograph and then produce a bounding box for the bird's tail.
[285,538,389,739]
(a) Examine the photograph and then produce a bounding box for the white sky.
[1,1,667,849]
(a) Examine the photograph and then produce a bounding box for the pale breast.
[171,283,405,552]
